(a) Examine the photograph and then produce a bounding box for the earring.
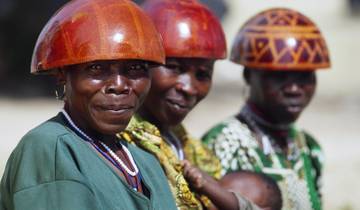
[55,84,66,100]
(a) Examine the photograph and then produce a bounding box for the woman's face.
[246,69,317,125]
[62,60,151,135]
[143,57,215,127]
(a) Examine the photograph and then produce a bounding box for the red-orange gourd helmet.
[142,0,227,59]
[231,8,331,71]
[31,0,165,74]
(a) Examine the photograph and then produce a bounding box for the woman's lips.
[166,99,191,109]
[283,100,304,113]
[98,104,135,115]
[165,99,192,115]
[286,104,302,113]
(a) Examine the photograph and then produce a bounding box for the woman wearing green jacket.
[0,0,177,209]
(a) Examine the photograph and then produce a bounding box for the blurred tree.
[0,42,6,82]
[349,0,360,16]
[0,0,65,97]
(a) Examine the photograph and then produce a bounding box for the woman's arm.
[182,160,239,210]
[182,160,263,210]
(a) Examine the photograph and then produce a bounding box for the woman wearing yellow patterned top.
[202,8,331,210]
[117,0,251,209]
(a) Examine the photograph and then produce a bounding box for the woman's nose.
[284,82,303,96]
[105,74,130,95]
[176,73,198,96]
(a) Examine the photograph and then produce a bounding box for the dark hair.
[238,170,283,210]
[242,67,263,84]
[256,172,282,210]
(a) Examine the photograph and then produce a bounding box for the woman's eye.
[129,64,146,71]
[127,63,149,77]
[300,73,314,80]
[196,70,211,81]
[165,64,181,74]
[128,63,148,72]
[88,64,103,74]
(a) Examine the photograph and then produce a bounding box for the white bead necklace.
[61,109,139,177]
[99,141,139,177]
[61,109,94,143]
[162,131,184,160]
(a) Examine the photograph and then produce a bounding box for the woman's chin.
[94,122,129,135]
[166,114,187,127]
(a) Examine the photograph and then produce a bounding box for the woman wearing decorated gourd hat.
[119,0,248,209]
[0,0,178,209]
[203,8,331,210]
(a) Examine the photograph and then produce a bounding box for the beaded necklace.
[60,109,142,191]
[162,130,185,160]
[238,104,299,161]
[238,105,321,210]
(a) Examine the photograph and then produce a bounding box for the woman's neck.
[240,102,291,150]
[137,108,185,158]
[63,106,118,146]
[247,101,292,131]
[137,108,171,132]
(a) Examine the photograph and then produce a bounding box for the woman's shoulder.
[202,117,260,174]
[2,114,87,192]
[201,118,231,142]
[13,114,70,153]
[202,117,255,145]
[300,130,322,150]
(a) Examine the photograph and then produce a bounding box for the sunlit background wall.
[1,0,359,209]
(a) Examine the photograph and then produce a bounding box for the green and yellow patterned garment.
[202,116,323,210]
[119,115,222,210]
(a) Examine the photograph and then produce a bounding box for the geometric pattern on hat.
[31,0,165,74]
[231,8,331,71]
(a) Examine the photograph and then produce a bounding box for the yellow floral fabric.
[118,115,222,210]
[171,125,222,180]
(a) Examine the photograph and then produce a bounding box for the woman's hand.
[181,160,207,190]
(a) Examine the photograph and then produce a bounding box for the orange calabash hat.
[31,0,165,74]
[231,8,331,71]
[142,0,227,59]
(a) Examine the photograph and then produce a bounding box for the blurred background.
[0,0,359,209]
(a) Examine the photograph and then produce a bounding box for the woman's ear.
[56,68,67,85]
[54,68,67,100]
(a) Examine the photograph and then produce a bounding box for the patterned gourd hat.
[31,0,165,74]
[231,8,331,71]
[142,0,227,59]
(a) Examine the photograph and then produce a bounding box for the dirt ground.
[0,91,359,210]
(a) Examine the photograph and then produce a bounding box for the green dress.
[202,115,323,210]
[0,113,177,210]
